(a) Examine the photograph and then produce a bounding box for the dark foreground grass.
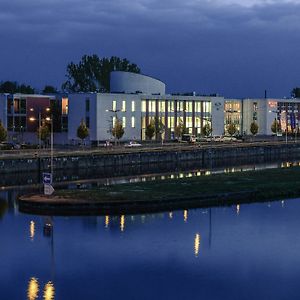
[55,166,300,203]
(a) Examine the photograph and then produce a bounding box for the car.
[0,142,20,150]
[124,141,142,148]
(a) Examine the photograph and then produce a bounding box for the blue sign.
[43,173,52,185]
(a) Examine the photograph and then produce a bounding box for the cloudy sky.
[0,0,299,98]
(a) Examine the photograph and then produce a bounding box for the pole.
[51,114,53,176]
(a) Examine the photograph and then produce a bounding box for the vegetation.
[202,123,212,137]
[154,117,165,140]
[55,166,300,206]
[43,85,58,94]
[291,87,300,98]
[0,120,7,142]
[271,119,281,134]
[226,123,237,137]
[0,81,35,94]
[174,120,188,139]
[250,122,258,136]
[145,120,155,140]
[62,55,141,92]
[111,118,125,143]
[77,120,89,143]
[37,121,50,146]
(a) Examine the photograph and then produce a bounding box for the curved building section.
[110,71,166,95]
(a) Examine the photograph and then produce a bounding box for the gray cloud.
[0,0,299,97]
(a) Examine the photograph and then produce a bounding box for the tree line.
[0,55,140,94]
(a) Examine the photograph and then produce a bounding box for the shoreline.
[18,166,300,216]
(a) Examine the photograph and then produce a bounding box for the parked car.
[181,134,196,143]
[0,142,20,150]
[124,141,142,148]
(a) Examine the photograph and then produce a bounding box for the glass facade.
[141,98,211,140]
[224,100,242,134]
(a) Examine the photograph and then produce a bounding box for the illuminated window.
[112,100,117,111]
[131,101,135,112]
[62,98,68,115]
[121,101,126,112]
[113,116,116,127]
[131,116,135,128]
[122,117,126,128]
[141,100,146,113]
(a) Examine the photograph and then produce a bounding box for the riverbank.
[1,141,300,174]
[18,166,300,215]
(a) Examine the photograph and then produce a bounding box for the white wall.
[68,93,97,143]
[96,93,142,141]
[211,97,225,135]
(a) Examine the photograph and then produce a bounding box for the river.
[1,160,300,299]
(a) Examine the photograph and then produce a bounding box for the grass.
[55,166,300,203]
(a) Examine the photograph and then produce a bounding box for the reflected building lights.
[169,212,173,219]
[281,200,285,208]
[120,215,125,232]
[236,204,240,215]
[184,210,188,223]
[43,281,55,300]
[194,233,200,257]
[30,221,35,241]
[27,277,39,300]
[105,216,109,228]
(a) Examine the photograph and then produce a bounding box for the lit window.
[122,101,126,112]
[122,117,126,128]
[112,101,117,111]
[131,116,135,128]
[141,101,146,113]
[131,101,135,112]
[113,116,116,127]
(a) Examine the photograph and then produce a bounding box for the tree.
[77,120,89,145]
[62,55,141,92]
[227,123,237,137]
[0,81,35,94]
[271,119,281,134]
[202,123,212,138]
[250,122,259,136]
[0,120,7,142]
[111,118,124,144]
[145,120,155,140]
[154,117,165,141]
[37,121,50,147]
[291,87,300,98]
[174,120,185,140]
[43,85,58,94]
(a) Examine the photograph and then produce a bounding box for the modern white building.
[68,72,225,144]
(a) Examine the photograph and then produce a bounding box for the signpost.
[43,173,54,195]
[44,184,55,196]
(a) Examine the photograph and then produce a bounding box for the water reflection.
[27,277,39,300]
[236,204,240,215]
[105,215,109,228]
[184,210,188,223]
[194,233,200,257]
[169,212,173,219]
[30,221,35,241]
[43,281,55,300]
[120,215,125,232]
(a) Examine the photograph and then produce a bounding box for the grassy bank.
[55,166,300,203]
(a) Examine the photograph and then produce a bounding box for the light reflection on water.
[2,193,300,299]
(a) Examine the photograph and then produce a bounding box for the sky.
[0,0,299,98]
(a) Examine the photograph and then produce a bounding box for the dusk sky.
[0,0,299,98]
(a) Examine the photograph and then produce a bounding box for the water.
[1,193,300,299]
